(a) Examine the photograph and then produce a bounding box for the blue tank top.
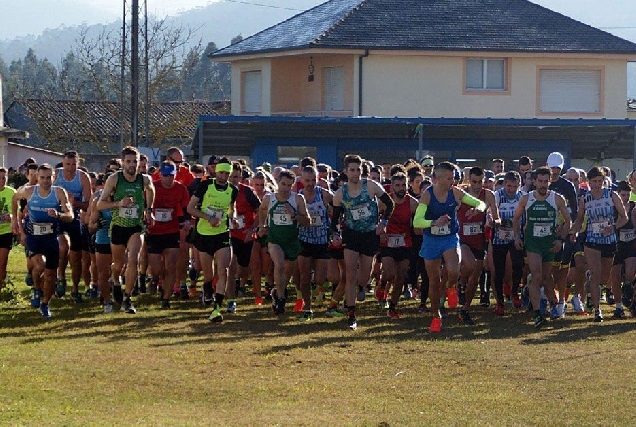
[342,179,379,233]
[54,170,83,212]
[25,185,60,237]
[94,189,112,245]
[493,188,523,245]
[298,187,330,244]
[584,188,616,245]
[423,186,458,237]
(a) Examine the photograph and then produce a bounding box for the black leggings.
[492,243,524,304]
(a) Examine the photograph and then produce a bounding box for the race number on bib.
[386,233,406,248]
[118,206,138,219]
[155,208,173,222]
[431,224,450,236]
[497,227,514,241]
[310,214,323,226]
[619,229,635,242]
[234,215,246,229]
[533,223,551,238]
[463,222,483,236]
[590,220,610,235]
[272,213,293,226]
[351,204,371,221]
[33,222,53,236]
[205,207,225,220]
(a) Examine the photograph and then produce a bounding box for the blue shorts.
[419,234,459,261]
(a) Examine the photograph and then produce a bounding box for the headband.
[216,162,232,174]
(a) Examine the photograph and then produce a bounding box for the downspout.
[358,49,369,116]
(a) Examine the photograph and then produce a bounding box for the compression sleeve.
[330,205,344,234]
[412,203,432,229]
[461,193,487,212]
[379,192,395,219]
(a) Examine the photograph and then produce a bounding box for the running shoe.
[512,294,522,309]
[613,307,625,319]
[571,295,586,315]
[226,300,237,313]
[103,301,114,314]
[180,285,189,300]
[503,284,512,300]
[387,309,401,319]
[549,303,559,320]
[30,288,42,308]
[55,278,67,298]
[325,306,345,318]
[348,316,357,330]
[275,298,286,315]
[533,314,545,328]
[375,285,386,301]
[161,299,171,309]
[539,296,548,316]
[458,309,475,325]
[202,282,214,307]
[479,292,490,308]
[593,309,603,322]
[120,297,137,314]
[429,317,442,333]
[293,298,304,312]
[39,303,52,319]
[357,286,366,302]
[556,302,566,319]
[89,284,99,299]
[254,296,263,306]
[188,286,198,298]
[71,292,83,304]
[403,286,412,300]
[299,310,314,322]
[417,302,429,313]
[446,287,458,309]
[493,303,505,316]
[381,300,390,309]
[208,307,223,322]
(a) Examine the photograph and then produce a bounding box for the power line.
[222,0,305,12]
[599,26,636,30]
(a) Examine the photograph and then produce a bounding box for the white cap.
[546,152,564,169]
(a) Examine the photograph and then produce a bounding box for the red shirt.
[380,195,413,248]
[147,179,190,235]
[457,188,487,250]
[230,183,261,241]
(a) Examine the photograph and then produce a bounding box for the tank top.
[493,188,523,245]
[381,195,412,248]
[267,192,299,243]
[0,186,16,235]
[299,187,329,245]
[196,179,234,236]
[616,202,635,244]
[458,188,486,249]
[94,189,112,245]
[54,170,83,213]
[524,191,558,245]
[111,172,145,228]
[583,188,617,245]
[423,186,458,238]
[25,185,60,237]
[231,183,258,241]
[342,179,379,233]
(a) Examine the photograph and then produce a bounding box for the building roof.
[212,0,636,58]
[5,99,230,141]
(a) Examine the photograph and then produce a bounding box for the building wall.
[231,59,272,115]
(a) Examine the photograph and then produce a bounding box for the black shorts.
[329,247,344,260]
[0,232,13,250]
[111,224,143,246]
[584,242,617,259]
[231,237,253,267]
[26,235,60,270]
[95,243,112,255]
[146,232,180,254]
[299,241,331,260]
[342,229,379,257]
[461,242,486,261]
[59,218,83,251]
[194,231,231,256]
[613,241,636,266]
[379,246,411,262]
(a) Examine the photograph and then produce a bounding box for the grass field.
[2,246,636,426]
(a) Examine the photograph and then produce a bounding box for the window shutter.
[539,70,601,113]
[324,67,344,111]
[243,71,262,113]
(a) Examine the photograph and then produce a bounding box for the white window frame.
[242,70,262,114]
[465,58,507,92]
[323,66,344,111]
[537,67,603,115]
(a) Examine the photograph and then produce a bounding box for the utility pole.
[131,0,139,146]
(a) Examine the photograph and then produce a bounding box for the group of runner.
[2,146,636,332]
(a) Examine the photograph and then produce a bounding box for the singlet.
[148,180,190,235]
[583,188,617,245]
[230,183,259,241]
[380,195,412,248]
[493,188,523,245]
[458,188,486,250]
[54,170,83,214]
[342,179,379,233]
[524,191,558,246]
[94,189,112,245]
[298,187,329,245]
[617,202,635,244]
[195,179,235,236]
[423,186,458,238]
[110,171,145,229]
[25,185,60,237]
[0,186,16,235]
[267,192,300,243]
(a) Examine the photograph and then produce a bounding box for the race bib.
[272,213,293,226]
[118,206,138,219]
[310,214,323,226]
[33,222,53,236]
[386,233,406,248]
[590,220,610,235]
[234,215,246,229]
[619,229,634,242]
[205,207,225,220]
[463,222,483,236]
[155,208,173,222]
[497,227,514,241]
[351,204,371,221]
[533,223,551,238]
[431,224,450,236]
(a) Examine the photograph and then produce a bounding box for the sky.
[1,0,635,43]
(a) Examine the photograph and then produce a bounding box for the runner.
[0,168,16,289]
[609,180,636,318]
